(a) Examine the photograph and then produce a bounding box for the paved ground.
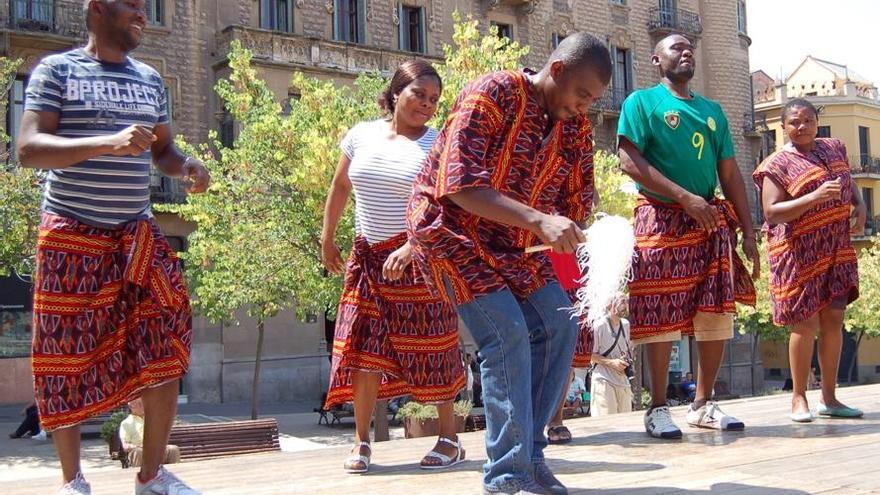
[4,385,880,494]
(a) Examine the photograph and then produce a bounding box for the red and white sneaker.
[135,466,201,495]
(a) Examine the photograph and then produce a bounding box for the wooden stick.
[524,244,553,254]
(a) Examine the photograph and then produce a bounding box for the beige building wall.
[0,0,759,404]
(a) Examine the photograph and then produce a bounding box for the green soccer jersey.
[617,83,735,202]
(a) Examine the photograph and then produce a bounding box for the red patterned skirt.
[325,233,465,409]
[32,214,192,431]
[628,196,755,341]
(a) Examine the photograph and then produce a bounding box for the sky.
[747,0,880,84]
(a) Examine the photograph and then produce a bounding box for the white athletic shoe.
[58,472,91,495]
[644,405,682,439]
[686,401,745,431]
[135,466,201,495]
[31,430,47,441]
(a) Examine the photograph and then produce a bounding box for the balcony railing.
[594,87,631,113]
[850,154,880,175]
[150,170,187,204]
[647,7,703,37]
[5,0,85,39]
[743,113,767,135]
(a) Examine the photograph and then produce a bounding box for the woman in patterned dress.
[754,98,864,422]
[320,60,466,473]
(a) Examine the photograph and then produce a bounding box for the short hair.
[549,32,613,85]
[378,59,442,114]
[781,98,819,123]
[653,33,695,56]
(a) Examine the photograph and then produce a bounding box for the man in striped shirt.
[17,1,208,494]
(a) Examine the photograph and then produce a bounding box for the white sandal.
[420,437,465,470]
[344,441,371,474]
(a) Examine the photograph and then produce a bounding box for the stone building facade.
[0,0,761,405]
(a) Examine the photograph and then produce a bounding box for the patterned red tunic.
[407,70,595,304]
[753,138,859,326]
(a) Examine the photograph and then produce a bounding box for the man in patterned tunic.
[407,33,611,495]
[17,1,209,493]
[618,33,758,440]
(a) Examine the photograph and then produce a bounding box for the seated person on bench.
[120,398,181,467]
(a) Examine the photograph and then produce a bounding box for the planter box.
[402,415,468,438]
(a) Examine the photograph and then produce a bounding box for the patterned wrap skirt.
[324,233,465,409]
[32,214,192,431]
[628,196,756,341]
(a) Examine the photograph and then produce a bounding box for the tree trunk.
[847,330,864,384]
[373,400,390,442]
[251,320,266,420]
[750,333,760,397]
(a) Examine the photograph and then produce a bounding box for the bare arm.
[717,158,756,239]
[320,155,353,274]
[618,138,720,232]
[16,110,160,169]
[446,188,585,253]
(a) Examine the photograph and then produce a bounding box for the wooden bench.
[167,418,281,461]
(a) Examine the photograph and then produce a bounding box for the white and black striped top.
[24,48,169,228]
[342,119,437,244]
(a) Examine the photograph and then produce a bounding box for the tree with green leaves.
[844,240,880,382]
[0,57,40,279]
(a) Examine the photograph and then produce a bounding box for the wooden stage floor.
[7,384,880,494]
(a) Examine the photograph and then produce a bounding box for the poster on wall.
[0,275,33,358]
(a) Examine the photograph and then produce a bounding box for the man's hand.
[607,358,629,373]
[107,125,156,156]
[382,243,413,281]
[681,193,720,233]
[533,214,586,254]
[182,158,210,194]
[742,235,761,279]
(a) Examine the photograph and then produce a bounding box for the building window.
[761,129,776,161]
[610,0,626,5]
[816,126,831,138]
[260,0,293,32]
[0,274,33,358]
[658,0,677,27]
[6,78,25,160]
[335,0,365,44]
[859,126,871,166]
[10,0,53,29]
[611,46,633,105]
[551,32,566,49]
[145,0,163,26]
[736,0,747,34]
[490,21,512,41]
[398,4,425,53]
[219,111,235,149]
[862,188,874,222]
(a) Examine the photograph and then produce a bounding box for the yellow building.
[752,56,880,385]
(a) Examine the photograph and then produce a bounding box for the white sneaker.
[58,472,91,495]
[686,401,745,431]
[31,430,47,441]
[644,405,682,439]
[135,466,201,495]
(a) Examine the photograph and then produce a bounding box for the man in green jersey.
[618,34,759,439]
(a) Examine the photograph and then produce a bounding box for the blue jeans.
[451,282,578,492]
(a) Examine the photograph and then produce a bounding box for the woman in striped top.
[321,60,466,473]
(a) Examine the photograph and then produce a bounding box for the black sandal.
[547,425,572,444]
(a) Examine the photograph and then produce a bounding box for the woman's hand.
[382,243,413,281]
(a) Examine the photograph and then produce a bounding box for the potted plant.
[396,402,439,438]
[453,399,473,433]
[100,410,128,458]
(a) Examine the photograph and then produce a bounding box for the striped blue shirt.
[342,119,437,244]
[24,48,169,228]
